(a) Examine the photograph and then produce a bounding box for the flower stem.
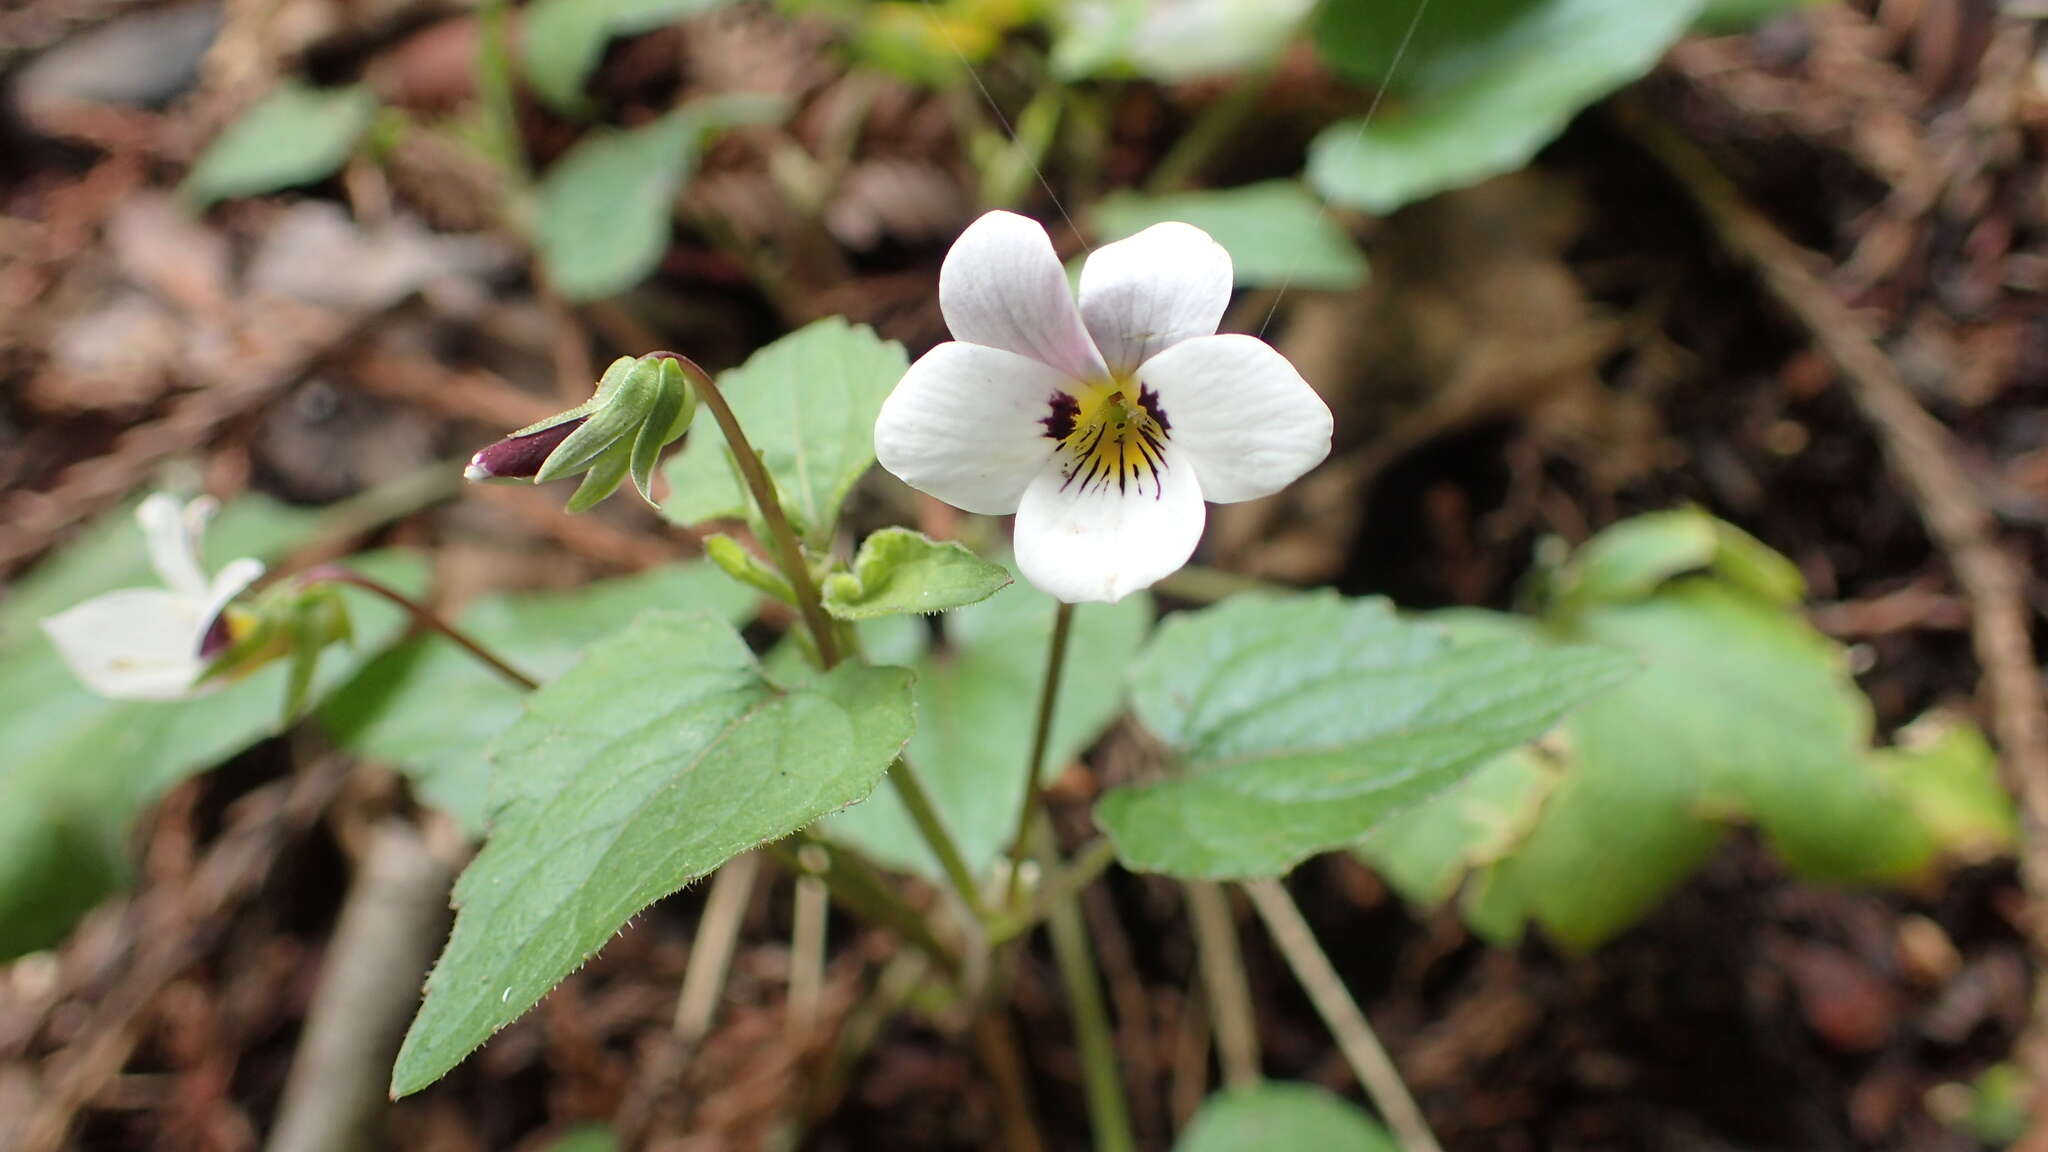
[1242,879,1442,1152]
[303,566,538,691]
[647,351,842,670]
[890,757,988,920]
[1005,601,1074,906]
[1038,823,1137,1152]
[988,837,1116,944]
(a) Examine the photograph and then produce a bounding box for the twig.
[1186,881,1261,1088]
[672,852,762,1048]
[265,820,455,1152]
[1616,97,2048,1125]
[1243,879,1442,1152]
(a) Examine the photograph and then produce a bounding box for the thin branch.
[1243,879,1441,1152]
[1185,880,1260,1089]
[300,566,539,691]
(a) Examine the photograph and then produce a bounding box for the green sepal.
[281,587,353,723]
[628,358,694,505]
[566,438,635,513]
[536,356,660,483]
[704,533,796,603]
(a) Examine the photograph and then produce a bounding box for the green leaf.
[662,318,909,543]
[1355,744,1556,906]
[321,564,756,835]
[0,496,423,959]
[1873,712,2018,865]
[822,529,1012,621]
[182,83,376,207]
[390,611,912,1096]
[1092,182,1368,291]
[1175,1083,1396,1152]
[1096,592,1633,880]
[535,95,785,300]
[522,0,737,111]
[828,580,1152,880]
[1308,0,1702,214]
[1549,507,1801,616]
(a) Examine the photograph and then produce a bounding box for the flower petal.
[1078,221,1233,376]
[875,341,1073,515]
[1014,442,1205,604]
[1137,333,1332,504]
[41,588,209,700]
[202,558,265,629]
[940,211,1107,382]
[138,493,210,599]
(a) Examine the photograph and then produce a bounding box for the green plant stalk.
[1186,880,1260,1088]
[475,0,528,186]
[890,757,988,920]
[1038,823,1137,1152]
[648,352,842,669]
[1005,601,1075,907]
[1242,879,1442,1152]
[770,836,961,980]
[988,837,1116,944]
[300,565,539,691]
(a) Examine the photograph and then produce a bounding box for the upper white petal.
[1014,441,1205,604]
[203,558,266,627]
[940,211,1108,383]
[137,493,211,599]
[1078,221,1232,377]
[40,588,210,701]
[875,341,1071,515]
[1137,334,1332,504]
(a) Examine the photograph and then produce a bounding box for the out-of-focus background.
[2,0,2046,1148]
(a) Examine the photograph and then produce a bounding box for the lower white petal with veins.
[40,494,263,701]
[874,211,1333,603]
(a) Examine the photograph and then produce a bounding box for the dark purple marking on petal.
[197,610,233,660]
[1040,392,1079,441]
[466,417,587,481]
[1137,384,1171,432]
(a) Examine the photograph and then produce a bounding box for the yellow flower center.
[1042,379,1172,498]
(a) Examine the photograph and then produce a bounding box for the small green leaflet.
[321,564,756,835]
[1175,1083,1395,1152]
[390,611,912,1096]
[662,318,909,544]
[828,581,1151,880]
[1096,592,1633,880]
[822,528,1012,621]
[183,83,376,207]
[1308,0,1703,214]
[1093,182,1368,291]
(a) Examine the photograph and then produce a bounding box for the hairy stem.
[1242,879,1441,1152]
[647,351,842,669]
[303,566,538,691]
[1006,601,1075,906]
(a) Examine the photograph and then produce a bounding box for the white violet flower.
[875,211,1333,603]
[40,494,265,701]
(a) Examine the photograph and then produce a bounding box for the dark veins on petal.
[1137,384,1171,432]
[1040,391,1079,441]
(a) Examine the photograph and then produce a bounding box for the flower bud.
[462,354,696,511]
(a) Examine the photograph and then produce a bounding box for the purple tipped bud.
[465,417,587,482]
[197,609,234,660]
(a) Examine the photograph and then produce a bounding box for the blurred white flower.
[40,494,264,701]
[875,211,1331,603]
